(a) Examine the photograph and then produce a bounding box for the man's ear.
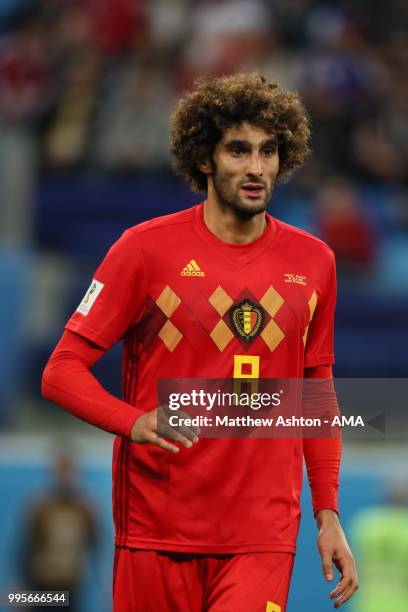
[198,159,212,175]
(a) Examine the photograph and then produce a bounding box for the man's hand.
[316,509,359,608]
[131,406,199,453]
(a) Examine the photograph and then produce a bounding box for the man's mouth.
[240,183,265,198]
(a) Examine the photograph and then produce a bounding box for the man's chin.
[232,197,269,216]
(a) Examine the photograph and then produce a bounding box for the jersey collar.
[194,202,277,267]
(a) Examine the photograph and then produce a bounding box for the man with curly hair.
[42,73,358,611]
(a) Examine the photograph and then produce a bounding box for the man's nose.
[248,153,263,176]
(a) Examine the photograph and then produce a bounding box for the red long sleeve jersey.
[65,203,338,554]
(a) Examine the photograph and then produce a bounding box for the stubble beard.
[212,170,274,219]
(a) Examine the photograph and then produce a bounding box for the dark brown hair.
[170,73,311,192]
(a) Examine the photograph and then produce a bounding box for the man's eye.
[231,147,245,156]
[263,148,276,157]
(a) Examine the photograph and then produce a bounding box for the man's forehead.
[221,122,276,144]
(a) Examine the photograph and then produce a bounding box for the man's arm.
[42,329,197,452]
[303,365,359,608]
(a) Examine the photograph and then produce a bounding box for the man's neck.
[203,197,267,245]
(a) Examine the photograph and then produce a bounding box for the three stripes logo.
[181,259,205,277]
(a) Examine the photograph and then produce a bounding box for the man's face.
[207,122,280,216]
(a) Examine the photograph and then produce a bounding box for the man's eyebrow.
[224,137,278,148]
[224,139,250,148]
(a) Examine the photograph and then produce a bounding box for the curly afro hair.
[170,73,311,193]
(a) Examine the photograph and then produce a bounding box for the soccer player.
[42,73,358,611]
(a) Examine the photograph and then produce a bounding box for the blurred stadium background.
[0,1,407,610]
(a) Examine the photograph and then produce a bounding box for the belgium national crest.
[229,300,265,341]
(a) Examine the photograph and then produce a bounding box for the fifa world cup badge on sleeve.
[76,279,104,316]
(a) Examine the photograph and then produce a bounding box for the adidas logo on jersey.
[181,259,205,277]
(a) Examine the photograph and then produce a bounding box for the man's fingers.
[157,409,200,441]
[330,574,352,599]
[177,424,200,442]
[174,410,201,438]
[321,551,334,581]
[134,408,200,450]
[333,581,359,608]
[145,430,180,453]
[172,431,194,448]
[333,589,353,608]
[330,558,359,607]
[169,417,200,441]
[158,422,198,448]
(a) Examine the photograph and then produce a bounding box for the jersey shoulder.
[273,216,335,261]
[127,205,197,238]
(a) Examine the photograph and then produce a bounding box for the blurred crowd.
[0,0,407,182]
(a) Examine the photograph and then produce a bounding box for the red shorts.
[113,547,294,612]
